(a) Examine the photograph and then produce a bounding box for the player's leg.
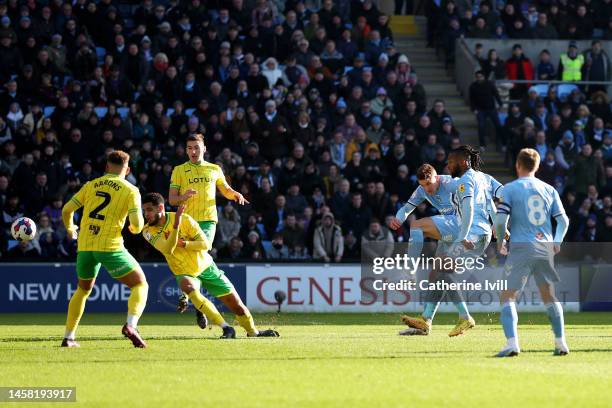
[177,221,218,323]
[178,275,231,332]
[407,217,441,260]
[536,267,569,355]
[62,252,100,347]
[447,235,490,337]
[104,251,148,348]
[496,288,521,357]
[203,263,279,337]
[400,218,443,334]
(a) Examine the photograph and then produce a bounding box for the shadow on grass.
[2,312,612,326]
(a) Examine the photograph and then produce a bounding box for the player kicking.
[169,134,248,327]
[390,164,471,336]
[61,151,148,348]
[142,192,279,338]
[494,148,570,357]
[397,146,503,337]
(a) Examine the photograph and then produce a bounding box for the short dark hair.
[186,133,204,144]
[142,192,165,206]
[107,150,130,167]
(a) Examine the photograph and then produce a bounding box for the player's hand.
[462,239,475,250]
[497,241,508,256]
[389,217,402,230]
[174,205,185,228]
[553,244,561,254]
[66,227,78,241]
[177,239,186,248]
[233,191,250,205]
[505,229,511,240]
[182,189,198,200]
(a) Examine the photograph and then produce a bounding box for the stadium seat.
[498,112,508,126]
[94,107,108,118]
[185,108,195,116]
[530,84,549,98]
[165,108,175,116]
[95,47,106,65]
[117,107,130,119]
[43,106,55,117]
[558,84,579,101]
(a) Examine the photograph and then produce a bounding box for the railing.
[455,38,612,105]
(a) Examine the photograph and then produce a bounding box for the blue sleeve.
[550,188,565,218]
[406,187,425,208]
[457,176,474,202]
[488,175,503,199]
[497,184,512,215]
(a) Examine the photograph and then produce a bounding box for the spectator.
[6,240,40,260]
[536,49,556,80]
[361,218,394,259]
[583,40,612,97]
[569,144,605,199]
[558,42,585,83]
[313,212,344,262]
[555,131,579,171]
[482,49,506,80]
[469,70,502,149]
[506,44,534,99]
[218,203,241,248]
[266,232,290,260]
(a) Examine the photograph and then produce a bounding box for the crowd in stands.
[453,0,612,246]
[0,0,609,264]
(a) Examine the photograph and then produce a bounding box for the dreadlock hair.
[451,145,482,171]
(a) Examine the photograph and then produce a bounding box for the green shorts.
[198,221,216,243]
[76,250,139,280]
[175,262,234,298]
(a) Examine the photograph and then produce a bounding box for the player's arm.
[127,190,144,234]
[456,179,475,246]
[390,189,423,230]
[147,210,183,255]
[168,167,197,206]
[495,190,512,253]
[216,170,249,205]
[551,190,569,252]
[178,215,211,251]
[62,184,86,239]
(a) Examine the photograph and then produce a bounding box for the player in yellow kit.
[61,151,148,348]
[168,133,248,321]
[142,192,279,338]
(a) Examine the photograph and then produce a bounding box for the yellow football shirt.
[142,212,213,277]
[69,174,141,252]
[170,161,226,222]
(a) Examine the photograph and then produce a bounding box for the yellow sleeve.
[170,166,182,191]
[183,215,211,251]
[62,183,87,232]
[127,189,144,234]
[215,166,230,189]
[144,226,179,255]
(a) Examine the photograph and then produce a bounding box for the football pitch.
[1,312,611,407]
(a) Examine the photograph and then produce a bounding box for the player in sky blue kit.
[495,148,570,357]
[391,152,504,337]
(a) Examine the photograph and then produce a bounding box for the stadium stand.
[0,0,610,264]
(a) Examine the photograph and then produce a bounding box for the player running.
[61,151,148,348]
[169,134,248,326]
[398,146,503,337]
[494,148,570,357]
[142,192,279,338]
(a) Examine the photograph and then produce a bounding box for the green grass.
[1,313,612,407]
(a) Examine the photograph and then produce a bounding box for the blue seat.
[165,108,175,116]
[558,84,579,101]
[117,107,130,119]
[95,47,106,65]
[498,112,508,126]
[530,84,549,98]
[185,108,195,116]
[94,107,108,118]
[44,106,55,117]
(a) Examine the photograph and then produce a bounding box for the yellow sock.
[64,286,92,338]
[188,290,226,326]
[127,282,148,327]
[235,312,258,336]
